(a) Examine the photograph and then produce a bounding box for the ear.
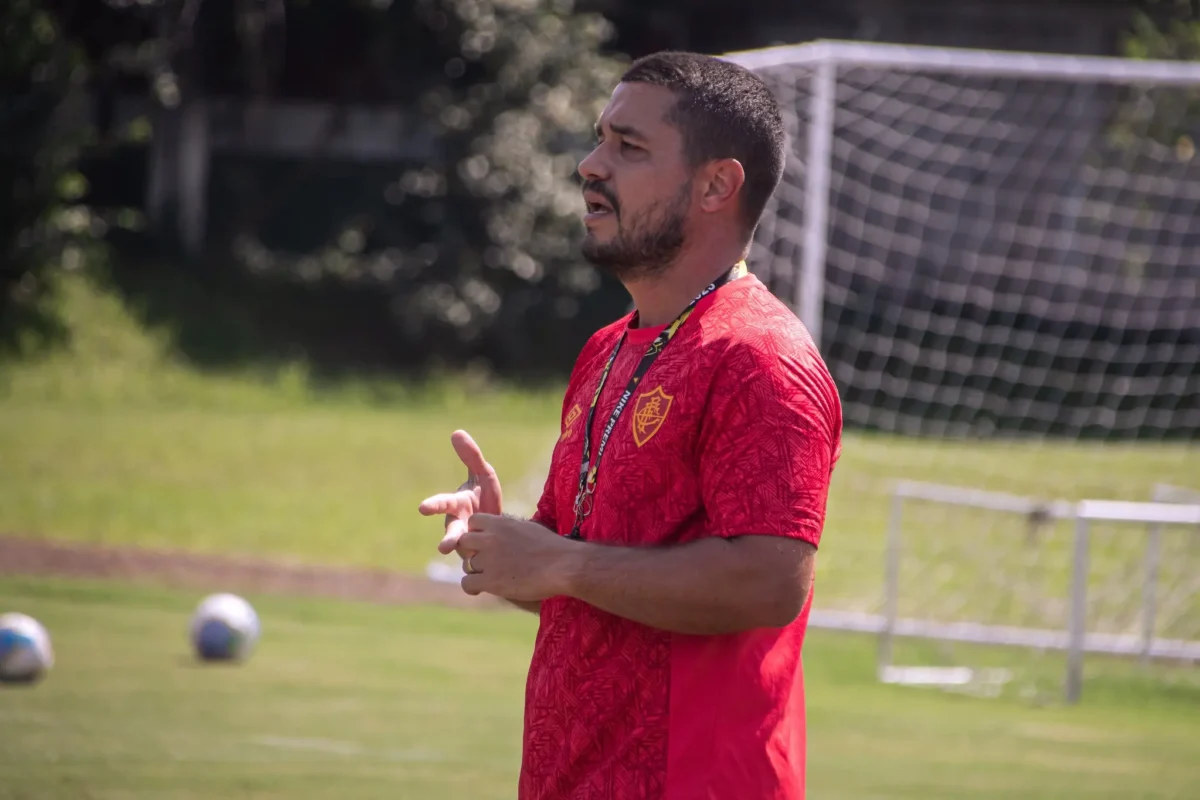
[696,158,746,215]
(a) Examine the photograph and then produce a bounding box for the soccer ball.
[0,612,54,684]
[189,593,260,663]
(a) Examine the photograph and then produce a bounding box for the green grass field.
[2,576,1198,799]
[2,274,1196,602]
[2,270,1199,797]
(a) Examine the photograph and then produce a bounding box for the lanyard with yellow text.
[568,261,748,540]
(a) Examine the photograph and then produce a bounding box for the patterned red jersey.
[525,272,842,799]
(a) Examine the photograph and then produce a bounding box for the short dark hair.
[619,51,787,237]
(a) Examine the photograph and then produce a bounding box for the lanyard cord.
[568,261,747,540]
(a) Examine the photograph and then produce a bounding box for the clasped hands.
[417,430,576,601]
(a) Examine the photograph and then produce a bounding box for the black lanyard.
[568,262,748,540]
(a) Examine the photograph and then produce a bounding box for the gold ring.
[464,556,478,574]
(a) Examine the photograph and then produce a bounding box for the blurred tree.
[1115,0,1200,151]
[391,0,628,371]
[220,0,631,376]
[1124,0,1200,61]
[0,0,89,356]
[13,0,630,377]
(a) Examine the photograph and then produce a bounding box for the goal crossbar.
[893,483,1200,525]
[895,480,1076,519]
[722,39,1200,85]
[1077,499,1200,525]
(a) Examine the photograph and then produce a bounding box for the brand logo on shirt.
[632,386,673,447]
[560,403,583,441]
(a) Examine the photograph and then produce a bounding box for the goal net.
[717,41,1200,703]
[725,41,1200,440]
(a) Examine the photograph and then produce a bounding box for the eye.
[620,141,641,154]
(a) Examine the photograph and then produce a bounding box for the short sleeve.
[697,343,841,548]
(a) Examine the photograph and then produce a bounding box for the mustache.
[581,180,620,215]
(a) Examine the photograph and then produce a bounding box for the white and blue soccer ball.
[0,612,54,684]
[189,593,260,663]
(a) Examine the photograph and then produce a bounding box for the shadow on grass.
[84,232,622,397]
[96,237,408,375]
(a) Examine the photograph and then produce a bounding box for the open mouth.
[583,191,615,220]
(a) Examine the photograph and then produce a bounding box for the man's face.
[577,82,696,281]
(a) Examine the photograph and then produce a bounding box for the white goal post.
[1067,497,1200,702]
[721,40,1200,440]
[807,480,1200,705]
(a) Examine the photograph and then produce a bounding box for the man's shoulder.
[705,276,843,433]
[697,278,843,472]
[705,276,825,369]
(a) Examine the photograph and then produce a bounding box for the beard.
[581,179,691,282]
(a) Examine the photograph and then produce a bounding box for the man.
[418,51,842,799]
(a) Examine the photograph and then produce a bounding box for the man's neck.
[625,247,747,329]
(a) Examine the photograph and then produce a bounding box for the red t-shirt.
[523,273,843,800]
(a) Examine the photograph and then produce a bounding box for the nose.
[577,144,609,184]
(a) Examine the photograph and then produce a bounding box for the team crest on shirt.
[560,403,583,441]
[632,386,673,447]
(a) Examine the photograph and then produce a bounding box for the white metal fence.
[808,481,1200,704]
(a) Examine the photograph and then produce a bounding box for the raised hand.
[417,430,504,557]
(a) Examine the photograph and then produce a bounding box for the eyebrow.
[594,121,648,142]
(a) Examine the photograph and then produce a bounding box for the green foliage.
[0,0,91,357]
[397,0,628,366]
[1115,0,1200,151]
[1124,0,1200,61]
[221,0,631,376]
[2,273,1195,577]
[2,0,628,377]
